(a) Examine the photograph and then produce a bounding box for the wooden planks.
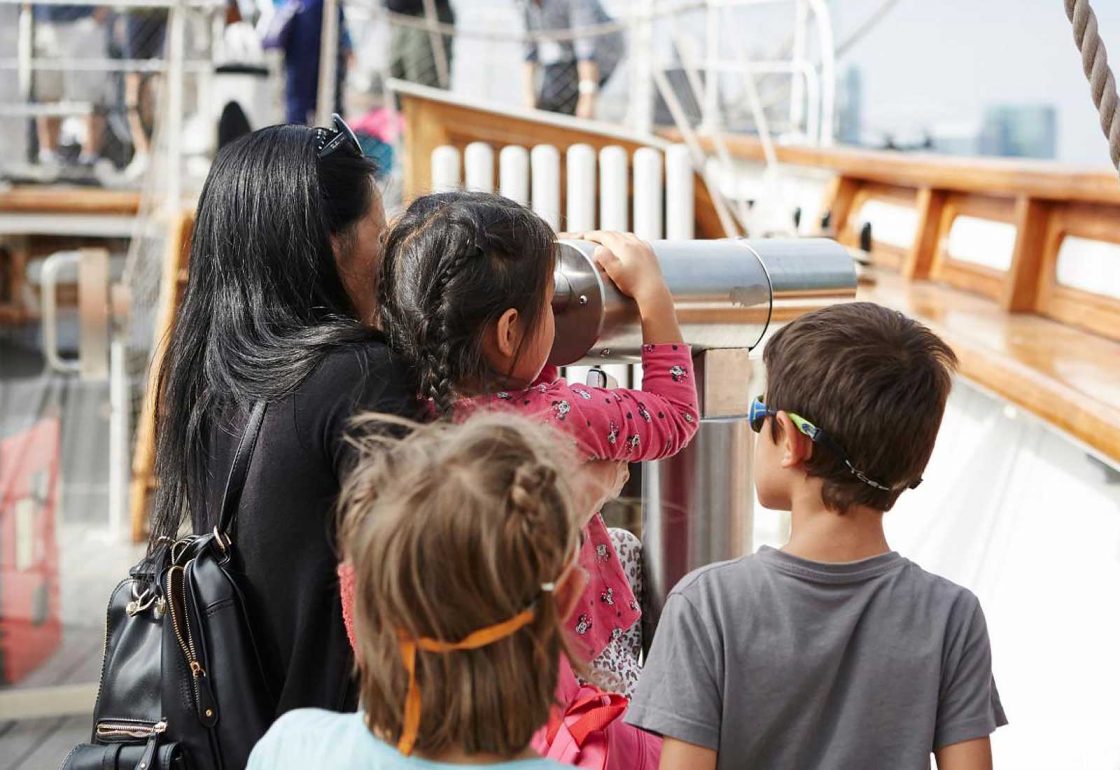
[861,268,1120,463]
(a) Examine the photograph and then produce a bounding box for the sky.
[832,0,1120,166]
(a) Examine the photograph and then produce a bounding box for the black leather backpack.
[63,401,274,770]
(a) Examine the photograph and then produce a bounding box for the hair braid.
[505,461,561,587]
[421,238,481,414]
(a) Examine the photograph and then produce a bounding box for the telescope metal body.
[550,238,857,365]
[549,238,858,639]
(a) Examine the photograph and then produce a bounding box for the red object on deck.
[0,417,62,685]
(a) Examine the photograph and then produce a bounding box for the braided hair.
[379,191,557,414]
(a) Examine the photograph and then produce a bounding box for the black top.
[202,336,418,716]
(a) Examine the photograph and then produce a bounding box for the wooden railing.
[679,132,1120,343]
[394,81,729,239]
[676,132,1120,462]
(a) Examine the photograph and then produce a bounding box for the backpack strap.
[216,400,267,537]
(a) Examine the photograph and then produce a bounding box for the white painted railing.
[430,141,695,240]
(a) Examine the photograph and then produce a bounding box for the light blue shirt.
[248,709,566,770]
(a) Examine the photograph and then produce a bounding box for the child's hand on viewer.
[573,231,682,345]
[575,231,671,306]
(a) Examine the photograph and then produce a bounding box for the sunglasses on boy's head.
[748,396,922,493]
[312,113,362,159]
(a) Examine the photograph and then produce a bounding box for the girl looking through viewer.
[370,190,700,693]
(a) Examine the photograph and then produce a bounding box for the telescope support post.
[641,348,755,647]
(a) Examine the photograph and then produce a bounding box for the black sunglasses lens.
[749,415,764,433]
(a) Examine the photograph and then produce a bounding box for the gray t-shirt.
[627,547,1006,769]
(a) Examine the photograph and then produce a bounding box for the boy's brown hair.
[338,412,580,756]
[762,301,958,513]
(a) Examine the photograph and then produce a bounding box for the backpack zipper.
[96,718,167,740]
[167,562,219,726]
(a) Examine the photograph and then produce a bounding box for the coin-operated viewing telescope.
[550,239,858,636]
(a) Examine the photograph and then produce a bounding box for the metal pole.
[807,0,834,145]
[701,0,721,133]
[165,0,186,211]
[626,0,655,134]
[108,337,130,541]
[316,0,340,126]
[421,0,449,89]
[17,2,32,102]
[642,349,755,641]
[789,0,807,133]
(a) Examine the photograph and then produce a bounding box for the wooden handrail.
[0,187,142,215]
[664,131,1120,204]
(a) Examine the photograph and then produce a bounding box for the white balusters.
[633,147,664,240]
[431,145,461,193]
[498,145,530,205]
[566,144,597,232]
[530,145,561,230]
[599,146,629,232]
[433,141,693,243]
[464,142,495,192]
[665,144,695,240]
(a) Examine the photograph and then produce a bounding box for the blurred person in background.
[385,0,454,89]
[274,0,353,124]
[521,0,623,118]
[122,6,168,178]
[32,3,110,168]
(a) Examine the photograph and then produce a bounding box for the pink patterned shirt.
[338,344,699,663]
[461,343,700,661]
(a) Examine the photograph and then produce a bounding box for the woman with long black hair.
[148,117,417,715]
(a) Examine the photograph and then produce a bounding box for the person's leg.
[401,26,437,87]
[284,62,315,124]
[35,117,61,162]
[63,16,109,164]
[125,73,149,155]
[32,22,63,163]
[80,113,104,163]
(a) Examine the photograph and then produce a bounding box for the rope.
[1065,0,1120,172]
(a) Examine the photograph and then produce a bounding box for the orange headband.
[396,607,538,755]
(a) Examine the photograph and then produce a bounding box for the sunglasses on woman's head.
[748,395,921,492]
[312,113,362,159]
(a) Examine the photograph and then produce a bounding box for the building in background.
[979,104,1058,159]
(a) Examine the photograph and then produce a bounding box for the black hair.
[378,191,557,415]
[149,124,380,548]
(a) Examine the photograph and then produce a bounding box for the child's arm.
[553,344,698,461]
[552,232,699,460]
[660,738,717,770]
[934,737,993,770]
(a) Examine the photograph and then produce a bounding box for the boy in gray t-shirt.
[627,302,1007,770]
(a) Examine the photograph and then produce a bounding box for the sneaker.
[124,152,150,181]
[37,149,60,166]
[77,152,102,167]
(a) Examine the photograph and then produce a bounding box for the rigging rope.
[1065,0,1120,173]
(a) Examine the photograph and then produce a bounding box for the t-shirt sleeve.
[626,592,723,750]
[934,594,1008,749]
